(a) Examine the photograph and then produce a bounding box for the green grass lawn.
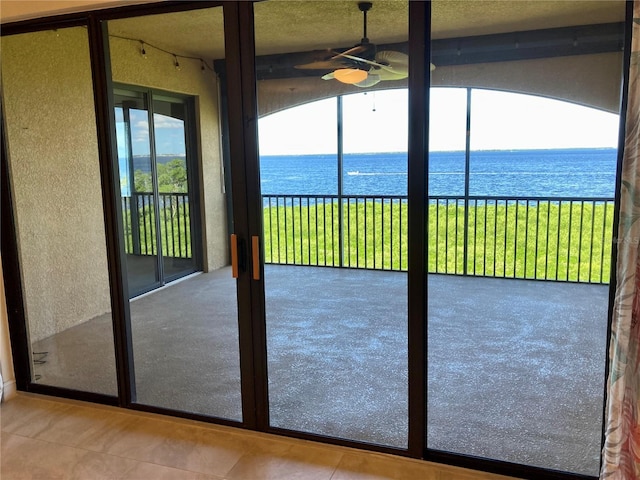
[122,199,193,259]
[263,199,614,284]
[121,196,614,284]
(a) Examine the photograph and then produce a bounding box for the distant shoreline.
[259,147,617,158]
[259,148,617,197]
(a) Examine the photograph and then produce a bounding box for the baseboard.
[2,379,17,402]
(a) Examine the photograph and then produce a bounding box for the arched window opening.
[258,87,619,283]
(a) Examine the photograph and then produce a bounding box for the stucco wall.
[2,27,113,342]
[108,30,228,272]
[433,52,624,114]
[1,19,227,346]
[258,52,623,117]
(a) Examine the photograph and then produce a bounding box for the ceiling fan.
[295,2,431,87]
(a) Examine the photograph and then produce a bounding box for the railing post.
[130,194,141,255]
[463,88,472,275]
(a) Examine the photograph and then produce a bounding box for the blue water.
[259,148,617,198]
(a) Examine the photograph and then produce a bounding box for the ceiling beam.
[214,22,624,80]
[432,21,624,67]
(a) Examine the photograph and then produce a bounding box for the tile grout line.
[328,452,346,480]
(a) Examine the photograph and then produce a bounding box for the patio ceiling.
[104,0,625,61]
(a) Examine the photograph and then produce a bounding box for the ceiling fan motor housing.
[295,0,410,86]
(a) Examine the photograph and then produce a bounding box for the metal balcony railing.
[262,194,615,284]
[120,191,614,283]
[121,192,191,259]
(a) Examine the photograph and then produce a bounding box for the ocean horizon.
[120,147,618,199]
[259,147,617,198]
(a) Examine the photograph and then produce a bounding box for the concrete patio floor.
[31,265,608,476]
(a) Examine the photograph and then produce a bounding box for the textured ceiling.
[106,0,626,62]
[107,7,225,60]
[431,0,625,39]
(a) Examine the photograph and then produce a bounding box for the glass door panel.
[114,89,200,297]
[2,27,118,395]
[114,90,161,297]
[427,1,625,475]
[152,96,199,281]
[254,0,409,448]
[107,7,242,420]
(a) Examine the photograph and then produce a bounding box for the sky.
[115,109,186,158]
[115,87,621,158]
[257,88,620,156]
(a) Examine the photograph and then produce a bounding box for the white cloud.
[154,114,184,129]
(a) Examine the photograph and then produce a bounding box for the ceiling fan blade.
[376,51,408,67]
[377,69,408,81]
[374,51,409,79]
[354,73,381,88]
[295,60,347,70]
[331,45,368,59]
[334,52,397,73]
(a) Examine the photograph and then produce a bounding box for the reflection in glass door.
[114,88,200,298]
[254,0,409,448]
[114,90,159,296]
[2,26,118,396]
[153,95,199,281]
[107,7,242,420]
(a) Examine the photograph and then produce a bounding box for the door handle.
[230,234,239,278]
[252,235,260,280]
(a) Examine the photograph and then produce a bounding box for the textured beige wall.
[258,52,623,117]
[1,17,227,348]
[108,31,228,272]
[433,52,624,114]
[2,27,112,342]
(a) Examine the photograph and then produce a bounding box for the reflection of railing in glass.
[121,192,191,258]
[262,193,614,284]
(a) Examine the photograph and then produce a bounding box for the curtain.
[601,3,640,478]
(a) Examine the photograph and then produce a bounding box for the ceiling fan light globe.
[333,68,368,84]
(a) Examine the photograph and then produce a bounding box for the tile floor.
[1,393,520,480]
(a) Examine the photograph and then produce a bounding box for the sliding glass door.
[2,26,118,396]
[153,94,200,281]
[2,2,629,478]
[253,0,410,448]
[114,90,159,296]
[114,87,200,298]
[427,1,625,476]
[106,6,243,419]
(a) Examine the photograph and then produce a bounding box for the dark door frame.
[229,0,430,459]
